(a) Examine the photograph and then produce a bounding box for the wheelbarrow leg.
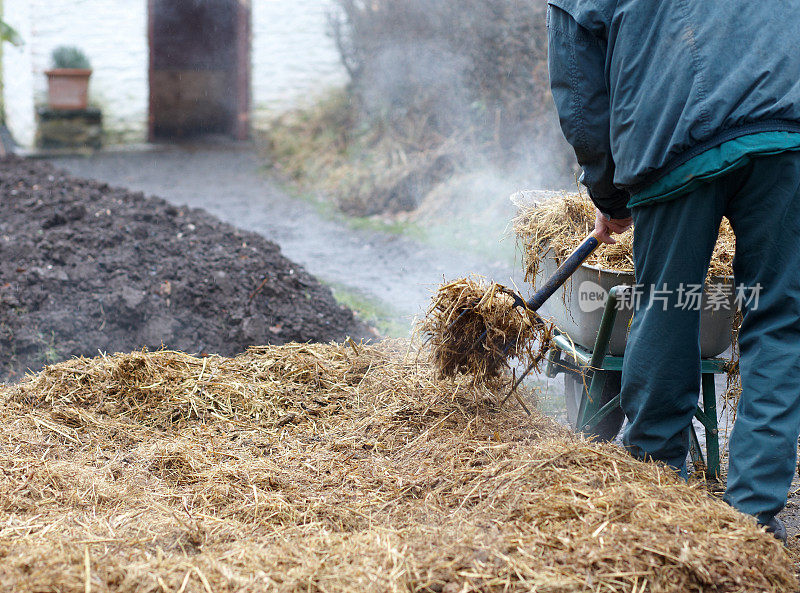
[701,372,720,480]
[578,370,607,430]
[578,287,620,433]
[690,371,720,480]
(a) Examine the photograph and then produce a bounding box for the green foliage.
[0,20,22,46]
[327,282,409,337]
[51,45,91,69]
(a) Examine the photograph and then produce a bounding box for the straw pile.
[419,277,550,384]
[513,192,736,282]
[0,340,794,592]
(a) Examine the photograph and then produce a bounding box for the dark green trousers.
[622,152,800,522]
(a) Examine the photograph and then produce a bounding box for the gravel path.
[50,144,519,334]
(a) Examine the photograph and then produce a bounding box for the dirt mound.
[0,340,793,592]
[0,156,371,380]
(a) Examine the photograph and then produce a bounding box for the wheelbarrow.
[534,255,736,480]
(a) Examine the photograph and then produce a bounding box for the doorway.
[148,0,250,141]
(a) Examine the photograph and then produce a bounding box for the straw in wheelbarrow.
[420,277,551,385]
[513,191,736,282]
[512,191,744,410]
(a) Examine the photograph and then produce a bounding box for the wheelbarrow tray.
[534,253,735,357]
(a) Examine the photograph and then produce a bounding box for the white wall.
[3,0,347,147]
[30,0,149,143]
[3,0,36,147]
[3,0,149,146]
[251,0,346,128]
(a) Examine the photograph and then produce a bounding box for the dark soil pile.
[0,156,372,380]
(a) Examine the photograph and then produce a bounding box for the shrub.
[51,46,91,70]
[267,1,574,217]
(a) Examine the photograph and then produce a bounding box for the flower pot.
[45,69,92,110]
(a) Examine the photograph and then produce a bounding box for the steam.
[330,0,577,266]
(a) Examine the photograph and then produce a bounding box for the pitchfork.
[450,231,604,410]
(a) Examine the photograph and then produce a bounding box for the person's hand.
[594,209,633,245]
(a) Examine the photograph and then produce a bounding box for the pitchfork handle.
[524,231,602,312]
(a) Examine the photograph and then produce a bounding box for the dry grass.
[0,340,794,592]
[265,90,464,216]
[418,277,550,384]
[513,192,736,283]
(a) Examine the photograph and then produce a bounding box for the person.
[546,0,800,543]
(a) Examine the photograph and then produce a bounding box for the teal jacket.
[547,0,800,218]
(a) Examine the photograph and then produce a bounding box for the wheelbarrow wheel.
[564,371,624,442]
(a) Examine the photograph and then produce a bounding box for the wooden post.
[234,0,251,141]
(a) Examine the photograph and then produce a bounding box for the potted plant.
[45,46,92,110]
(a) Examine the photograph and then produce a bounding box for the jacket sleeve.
[547,5,631,219]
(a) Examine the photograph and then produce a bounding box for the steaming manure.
[419,277,551,384]
[513,192,736,282]
[0,340,794,592]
